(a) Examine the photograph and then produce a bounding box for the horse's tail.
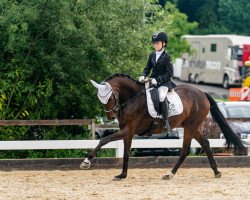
[204,92,248,155]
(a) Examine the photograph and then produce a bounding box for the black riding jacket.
[142,50,175,89]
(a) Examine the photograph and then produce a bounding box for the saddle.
[150,87,172,116]
[145,82,183,119]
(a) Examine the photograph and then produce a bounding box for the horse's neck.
[119,84,143,103]
[112,79,144,103]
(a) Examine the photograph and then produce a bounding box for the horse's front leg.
[80,129,128,170]
[113,136,133,181]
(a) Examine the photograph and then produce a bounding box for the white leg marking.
[80,158,91,169]
[162,172,175,180]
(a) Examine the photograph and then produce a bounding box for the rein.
[104,89,146,113]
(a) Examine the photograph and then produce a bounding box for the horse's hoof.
[215,172,221,178]
[162,172,174,180]
[79,158,91,169]
[112,174,126,181]
[112,176,124,181]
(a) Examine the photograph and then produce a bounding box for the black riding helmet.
[152,32,168,43]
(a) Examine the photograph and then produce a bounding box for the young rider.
[139,31,175,131]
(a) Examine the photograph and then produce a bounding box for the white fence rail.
[0,139,249,157]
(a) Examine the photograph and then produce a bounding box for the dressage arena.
[1,167,250,200]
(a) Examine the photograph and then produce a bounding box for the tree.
[0,0,196,120]
[177,0,219,34]
[175,0,250,35]
[0,1,196,158]
[0,0,106,121]
[218,0,250,35]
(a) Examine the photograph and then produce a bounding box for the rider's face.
[153,41,165,51]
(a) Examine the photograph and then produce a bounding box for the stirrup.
[146,121,158,137]
[163,121,171,131]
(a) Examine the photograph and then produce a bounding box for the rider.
[139,31,175,131]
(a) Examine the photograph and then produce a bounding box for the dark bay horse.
[80,74,247,180]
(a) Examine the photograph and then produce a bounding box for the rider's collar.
[155,48,165,55]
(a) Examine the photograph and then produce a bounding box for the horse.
[80,73,247,180]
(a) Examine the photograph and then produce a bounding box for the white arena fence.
[0,139,249,158]
[0,119,249,158]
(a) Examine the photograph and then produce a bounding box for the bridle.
[104,92,122,113]
[104,89,146,113]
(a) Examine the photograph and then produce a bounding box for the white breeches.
[158,86,169,102]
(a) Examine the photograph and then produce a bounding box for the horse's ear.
[90,80,102,89]
[90,80,111,91]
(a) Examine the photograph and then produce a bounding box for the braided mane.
[105,73,143,85]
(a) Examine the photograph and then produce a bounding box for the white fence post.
[91,119,96,139]
[115,140,124,158]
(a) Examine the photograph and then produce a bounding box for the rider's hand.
[139,76,145,82]
[151,78,157,86]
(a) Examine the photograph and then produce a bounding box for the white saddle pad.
[145,82,183,118]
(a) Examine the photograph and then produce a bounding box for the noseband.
[104,92,121,113]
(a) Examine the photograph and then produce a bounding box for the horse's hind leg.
[162,128,192,180]
[194,131,221,178]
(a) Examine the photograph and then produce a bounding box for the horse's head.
[90,74,144,120]
[90,80,119,119]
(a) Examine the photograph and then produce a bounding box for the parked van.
[176,35,250,88]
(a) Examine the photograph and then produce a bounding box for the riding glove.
[139,76,145,82]
[151,78,157,86]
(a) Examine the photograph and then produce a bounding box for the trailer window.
[237,49,242,61]
[211,44,217,52]
[231,46,242,61]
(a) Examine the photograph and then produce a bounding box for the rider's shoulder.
[148,52,155,57]
[163,51,172,61]
[164,50,171,57]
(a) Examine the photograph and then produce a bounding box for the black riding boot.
[160,98,171,131]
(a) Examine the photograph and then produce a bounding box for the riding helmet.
[152,32,168,43]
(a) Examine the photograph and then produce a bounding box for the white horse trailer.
[178,35,250,88]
